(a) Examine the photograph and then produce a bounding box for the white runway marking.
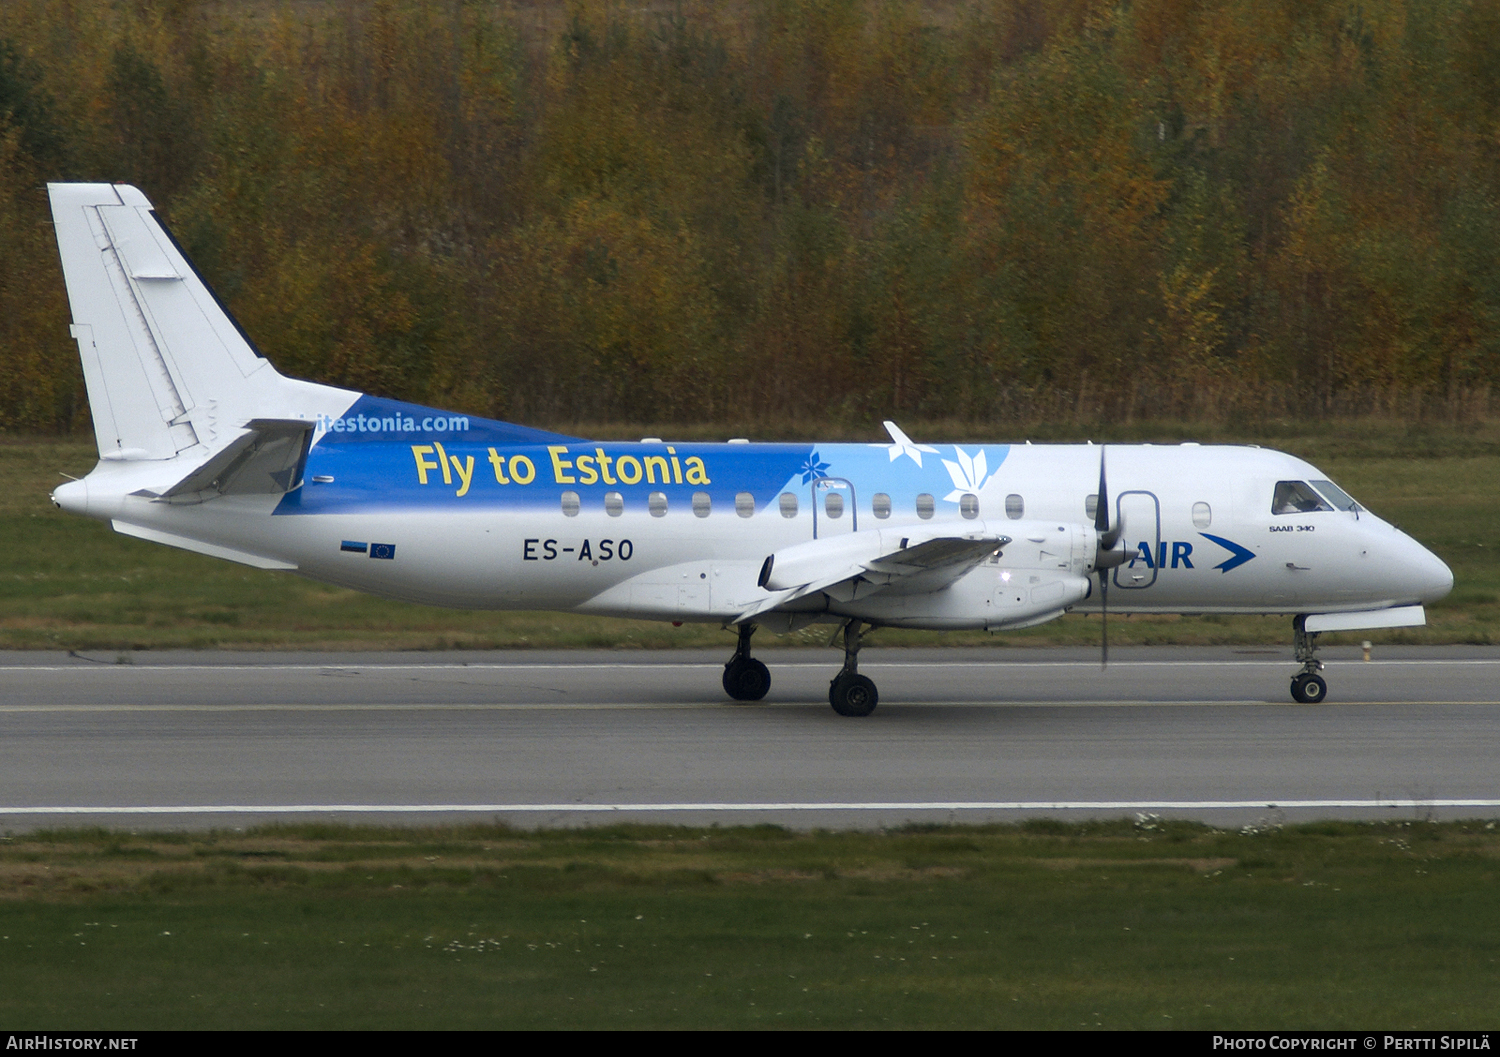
[13,700,1499,713]
[4,799,1499,815]
[6,659,1500,673]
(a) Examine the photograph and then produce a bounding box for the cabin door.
[1113,490,1162,590]
[812,478,857,539]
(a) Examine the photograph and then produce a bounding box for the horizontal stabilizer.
[156,419,314,500]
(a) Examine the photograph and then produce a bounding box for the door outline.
[812,477,857,538]
[1113,489,1161,589]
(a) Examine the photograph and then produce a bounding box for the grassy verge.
[2,820,1497,1029]
[3,425,1496,650]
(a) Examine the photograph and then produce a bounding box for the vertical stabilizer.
[48,183,311,462]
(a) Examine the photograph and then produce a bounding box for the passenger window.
[735,492,755,518]
[605,491,624,517]
[1192,501,1211,529]
[960,493,979,519]
[824,492,844,518]
[916,493,935,520]
[648,491,667,517]
[561,491,580,517]
[1273,481,1333,515]
[779,492,798,518]
[1085,494,1098,520]
[692,492,711,518]
[1005,494,1024,520]
[872,493,891,519]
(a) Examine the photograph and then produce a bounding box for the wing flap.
[864,536,1006,577]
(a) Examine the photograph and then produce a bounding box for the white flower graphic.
[941,446,994,502]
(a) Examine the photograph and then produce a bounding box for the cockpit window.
[1273,481,1334,515]
[1309,479,1360,512]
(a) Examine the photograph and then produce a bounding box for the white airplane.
[45,183,1454,715]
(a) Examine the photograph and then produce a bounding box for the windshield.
[1272,480,1333,515]
[1309,479,1360,512]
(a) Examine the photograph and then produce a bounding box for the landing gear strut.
[722,623,771,702]
[1290,615,1329,704]
[829,619,878,717]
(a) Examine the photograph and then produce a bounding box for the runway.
[2,646,1498,830]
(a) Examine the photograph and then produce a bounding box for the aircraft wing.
[735,530,1009,622]
[862,535,1008,579]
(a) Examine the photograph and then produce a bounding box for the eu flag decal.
[340,541,368,553]
[370,543,396,560]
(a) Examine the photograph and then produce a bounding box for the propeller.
[1093,446,1127,669]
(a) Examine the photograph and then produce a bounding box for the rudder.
[49,183,282,462]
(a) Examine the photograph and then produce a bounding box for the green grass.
[3,423,1497,650]
[2,820,1498,1029]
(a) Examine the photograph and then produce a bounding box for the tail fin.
[48,183,340,463]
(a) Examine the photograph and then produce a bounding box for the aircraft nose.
[1395,534,1453,604]
[1416,548,1452,596]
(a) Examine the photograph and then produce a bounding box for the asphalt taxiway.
[2,646,1497,830]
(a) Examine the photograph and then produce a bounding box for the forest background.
[2,0,1499,437]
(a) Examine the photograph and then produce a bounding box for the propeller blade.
[1095,446,1123,554]
[1096,445,1112,669]
[1094,446,1109,533]
[1101,573,1109,670]
[1094,442,1127,570]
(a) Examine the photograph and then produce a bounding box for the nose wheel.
[829,620,879,716]
[1289,616,1329,704]
[1290,672,1328,703]
[723,623,771,701]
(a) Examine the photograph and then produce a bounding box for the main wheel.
[723,658,771,701]
[829,673,878,717]
[1290,673,1328,704]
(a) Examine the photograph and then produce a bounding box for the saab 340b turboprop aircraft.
[46,183,1454,715]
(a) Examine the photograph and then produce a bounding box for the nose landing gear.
[1290,616,1328,703]
[1291,671,1328,703]
[829,619,878,717]
[723,623,771,701]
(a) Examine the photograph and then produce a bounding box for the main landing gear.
[723,623,771,702]
[829,619,878,717]
[1290,615,1329,704]
[721,620,880,715]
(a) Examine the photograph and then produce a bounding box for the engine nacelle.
[756,519,1100,629]
[761,530,900,592]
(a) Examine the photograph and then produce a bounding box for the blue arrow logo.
[1199,532,1256,573]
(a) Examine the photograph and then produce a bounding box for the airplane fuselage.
[43,181,1454,712]
[57,395,1452,629]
